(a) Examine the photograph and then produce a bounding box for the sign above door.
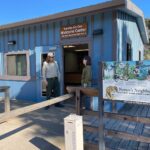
[60,23,87,39]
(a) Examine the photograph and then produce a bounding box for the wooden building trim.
[112,11,117,61]
[0,50,31,81]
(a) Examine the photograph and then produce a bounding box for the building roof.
[0,0,149,44]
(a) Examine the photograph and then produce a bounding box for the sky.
[0,0,149,26]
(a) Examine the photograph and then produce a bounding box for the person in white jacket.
[42,52,63,108]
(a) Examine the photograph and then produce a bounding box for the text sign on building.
[61,23,87,39]
[102,60,150,103]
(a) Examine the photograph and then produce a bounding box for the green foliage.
[144,49,150,60]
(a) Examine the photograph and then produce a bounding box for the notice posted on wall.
[102,60,150,104]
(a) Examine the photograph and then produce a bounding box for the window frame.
[0,51,31,81]
[139,50,141,61]
[126,43,132,61]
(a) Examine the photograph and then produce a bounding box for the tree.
[144,49,150,60]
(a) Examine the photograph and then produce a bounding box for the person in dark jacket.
[81,56,92,109]
[81,56,92,87]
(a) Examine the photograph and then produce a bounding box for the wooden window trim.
[0,51,31,81]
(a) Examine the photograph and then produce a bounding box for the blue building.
[0,0,149,101]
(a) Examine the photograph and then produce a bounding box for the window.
[7,54,27,76]
[139,51,141,61]
[0,51,31,80]
[126,43,132,61]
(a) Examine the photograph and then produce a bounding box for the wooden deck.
[84,103,150,150]
[0,99,149,150]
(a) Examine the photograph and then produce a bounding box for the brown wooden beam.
[84,125,98,132]
[84,142,98,150]
[105,129,150,143]
[76,89,81,115]
[104,112,150,125]
[82,109,99,117]
[66,86,98,96]
[84,142,110,150]
[82,111,150,125]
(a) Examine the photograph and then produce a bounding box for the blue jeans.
[82,95,91,110]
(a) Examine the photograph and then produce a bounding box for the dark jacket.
[81,65,92,86]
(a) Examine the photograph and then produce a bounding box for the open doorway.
[63,44,89,88]
[41,53,47,96]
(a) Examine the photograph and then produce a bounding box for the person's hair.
[83,56,91,65]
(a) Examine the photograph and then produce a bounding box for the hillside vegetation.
[144,49,150,60]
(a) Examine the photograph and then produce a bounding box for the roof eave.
[125,0,149,44]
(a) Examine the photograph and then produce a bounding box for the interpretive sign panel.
[103,60,150,103]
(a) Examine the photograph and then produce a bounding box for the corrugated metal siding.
[117,11,144,61]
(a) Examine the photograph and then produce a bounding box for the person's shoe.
[44,106,50,110]
[54,103,64,107]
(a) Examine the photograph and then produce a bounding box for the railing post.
[112,101,116,113]
[98,62,105,150]
[4,87,10,113]
[75,89,81,115]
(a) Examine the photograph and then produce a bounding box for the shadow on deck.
[0,99,149,150]
[84,103,150,150]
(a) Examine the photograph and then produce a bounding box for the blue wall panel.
[0,32,3,51]
[41,23,48,46]
[24,27,29,50]
[117,11,144,61]
[87,16,92,36]
[0,10,144,102]
[55,22,60,45]
[35,25,41,46]
[0,80,36,100]
[49,23,54,46]
[29,26,35,50]
[18,28,23,50]
[92,14,102,83]
[103,12,113,61]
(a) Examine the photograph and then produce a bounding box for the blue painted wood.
[41,23,47,46]
[35,46,44,101]
[0,32,3,51]
[103,12,113,61]
[0,11,144,102]
[55,22,60,44]
[49,23,54,45]
[117,11,144,61]
[0,52,3,76]
[24,27,29,50]
[35,24,41,46]
[30,26,35,50]
[30,50,36,77]
[18,28,23,50]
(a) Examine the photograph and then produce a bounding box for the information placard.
[103,60,150,103]
[61,23,87,39]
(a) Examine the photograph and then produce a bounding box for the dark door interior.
[63,44,89,87]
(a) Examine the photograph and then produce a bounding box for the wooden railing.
[0,94,73,123]
[67,86,150,150]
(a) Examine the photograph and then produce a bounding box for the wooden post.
[0,86,10,113]
[4,87,10,113]
[98,62,105,150]
[0,94,73,123]
[76,89,81,115]
[112,101,116,113]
